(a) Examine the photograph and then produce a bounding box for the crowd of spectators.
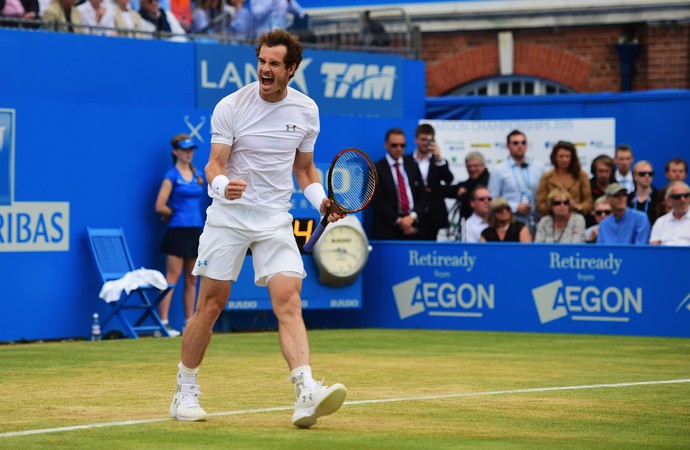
[1,0,307,41]
[371,126,689,246]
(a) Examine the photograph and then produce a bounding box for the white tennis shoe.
[292,381,347,428]
[170,383,207,422]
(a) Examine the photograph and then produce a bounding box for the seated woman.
[535,188,586,243]
[585,196,612,243]
[480,197,532,242]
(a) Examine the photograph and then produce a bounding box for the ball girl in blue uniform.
[155,134,206,337]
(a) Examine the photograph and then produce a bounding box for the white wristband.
[211,175,230,197]
[304,182,327,211]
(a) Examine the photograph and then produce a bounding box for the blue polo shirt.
[596,208,650,244]
[164,167,205,228]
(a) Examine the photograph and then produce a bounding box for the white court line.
[2,378,689,439]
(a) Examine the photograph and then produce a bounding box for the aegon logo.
[321,63,396,100]
[532,279,642,324]
[392,276,494,320]
[677,293,690,314]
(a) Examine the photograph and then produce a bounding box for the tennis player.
[169,29,347,428]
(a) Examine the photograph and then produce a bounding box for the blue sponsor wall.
[350,242,690,338]
[0,29,423,341]
[1,28,689,341]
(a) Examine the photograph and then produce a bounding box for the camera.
[426,136,434,144]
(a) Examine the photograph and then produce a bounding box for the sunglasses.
[551,200,570,206]
[389,143,406,148]
[494,206,510,213]
[510,140,526,145]
[595,210,612,216]
[670,192,690,200]
[636,171,654,177]
[475,196,492,202]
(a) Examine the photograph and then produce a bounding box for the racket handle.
[303,215,329,253]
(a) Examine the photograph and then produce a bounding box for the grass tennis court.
[2,329,689,449]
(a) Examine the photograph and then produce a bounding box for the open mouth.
[261,75,274,88]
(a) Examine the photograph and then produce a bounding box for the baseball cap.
[605,182,627,196]
[175,138,197,150]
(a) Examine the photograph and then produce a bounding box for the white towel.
[99,268,169,303]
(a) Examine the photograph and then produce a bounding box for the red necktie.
[394,162,410,214]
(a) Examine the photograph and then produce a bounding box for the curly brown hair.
[255,29,303,80]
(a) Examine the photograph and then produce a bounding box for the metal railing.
[305,8,420,59]
[1,8,420,58]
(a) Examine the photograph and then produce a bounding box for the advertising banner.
[0,110,70,252]
[425,118,616,180]
[363,241,690,337]
[196,44,404,117]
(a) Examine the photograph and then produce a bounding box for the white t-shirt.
[210,81,319,212]
[464,213,488,243]
[650,210,690,245]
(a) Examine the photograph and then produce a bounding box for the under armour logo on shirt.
[286,124,297,131]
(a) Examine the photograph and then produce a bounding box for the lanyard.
[632,197,649,214]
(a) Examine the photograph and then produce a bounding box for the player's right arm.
[205,142,246,200]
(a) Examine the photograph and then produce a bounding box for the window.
[448,76,573,96]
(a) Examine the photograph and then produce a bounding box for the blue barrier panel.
[359,241,690,338]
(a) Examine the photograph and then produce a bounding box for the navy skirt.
[160,227,202,258]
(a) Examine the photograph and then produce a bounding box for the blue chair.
[86,227,174,338]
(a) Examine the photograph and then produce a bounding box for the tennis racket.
[303,148,378,253]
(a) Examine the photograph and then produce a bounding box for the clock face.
[317,225,368,278]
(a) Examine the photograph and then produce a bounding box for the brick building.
[305,0,690,96]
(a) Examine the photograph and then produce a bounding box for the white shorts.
[192,203,305,286]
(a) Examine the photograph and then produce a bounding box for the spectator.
[361,9,390,47]
[154,134,205,337]
[411,123,454,240]
[0,0,39,28]
[655,184,673,219]
[665,157,688,183]
[106,0,145,37]
[480,196,532,243]
[170,0,191,32]
[77,0,111,35]
[372,127,423,240]
[589,154,616,202]
[463,186,490,243]
[628,160,659,225]
[650,181,690,245]
[42,0,84,32]
[488,129,545,236]
[614,144,635,192]
[536,140,592,217]
[191,0,250,41]
[191,0,216,33]
[535,187,586,243]
[585,196,612,243]
[139,0,186,41]
[596,182,650,244]
[450,151,490,220]
[249,0,304,38]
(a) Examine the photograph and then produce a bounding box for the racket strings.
[330,152,377,212]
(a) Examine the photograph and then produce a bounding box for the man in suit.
[412,123,454,240]
[371,128,424,240]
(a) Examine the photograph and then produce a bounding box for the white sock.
[177,362,199,386]
[290,365,316,396]
[162,320,169,325]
